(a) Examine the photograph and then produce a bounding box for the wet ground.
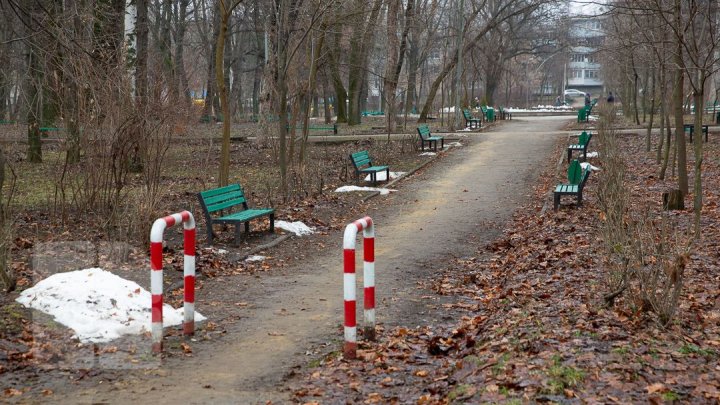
[11,116,569,404]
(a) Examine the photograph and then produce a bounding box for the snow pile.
[506,105,575,113]
[363,171,405,182]
[585,152,599,158]
[335,185,396,195]
[15,268,206,343]
[447,142,463,148]
[245,255,266,262]
[420,152,437,156]
[276,220,315,236]
[580,162,601,171]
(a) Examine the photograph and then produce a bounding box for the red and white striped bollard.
[343,216,375,360]
[150,210,196,353]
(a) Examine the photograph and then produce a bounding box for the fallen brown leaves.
[291,132,720,403]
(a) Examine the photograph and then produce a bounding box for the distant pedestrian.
[584,93,591,108]
[555,95,562,106]
[607,92,615,103]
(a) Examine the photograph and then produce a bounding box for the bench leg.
[567,148,572,163]
[385,168,390,183]
[421,140,425,151]
[582,148,587,162]
[554,192,560,211]
[207,222,214,245]
[433,140,437,152]
[235,223,242,244]
[441,138,444,150]
[269,214,275,232]
[577,191,583,206]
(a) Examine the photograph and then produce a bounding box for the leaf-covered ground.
[0,117,453,398]
[291,130,720,403]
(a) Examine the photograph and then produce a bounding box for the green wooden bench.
[567,131,592,163]
[416,124,444,152]
[286,123,338,135]
[462,109,481,129]
[0,120,16,125]
[577,107,589,123]
[683,124,709,143]
[349,150,389,185]
[554,159,591,211]
[197,184,275,245]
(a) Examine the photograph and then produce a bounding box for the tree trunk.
[204,10,221,119]
[25,2,42,164]
[659,107,671,179]
[645,69,655,152]
[673,3,688,195]
[299,30,325,165]
[136,0,149,104]
[216,0,237,187]
[383,0,401,133]
[0,149,14,292]
[326,29,347,123]
[692,87,704,238]
[662,189,684,210]
[174,0,191,105]
[347,0,383,126]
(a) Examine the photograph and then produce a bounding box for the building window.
[570,70,582,78]
[570,54,585,63]
[584,70,599,79]
[586,54,597,63]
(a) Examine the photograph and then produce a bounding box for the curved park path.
[51,116,567,404]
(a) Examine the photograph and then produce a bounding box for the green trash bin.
[487,107,495,122]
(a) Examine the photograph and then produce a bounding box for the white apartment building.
[567,17,605,95]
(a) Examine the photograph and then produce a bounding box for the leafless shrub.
[596,105,691,326]
[0,149,17,291]
[596,106,631,306]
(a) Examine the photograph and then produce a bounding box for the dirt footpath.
[46,116,567,404]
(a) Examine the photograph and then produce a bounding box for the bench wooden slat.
[200,184,242,199]
[218,208,275,222]
[201,189,245,205]
[361,165,389,172]
[206,197,249,213]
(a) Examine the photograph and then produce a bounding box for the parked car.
[563,89,586,98]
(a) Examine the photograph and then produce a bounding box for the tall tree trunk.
[25,1,42,163]
[216,0,242,187]
[673,0,688,195]
[136,0,149,104]
[299,30,325,165]
[645,69,656,153]
[692,85,704,238]
[0,149,14,292]
[327,35,347,123]
[659,105,671,180]
[204,9,221,118]
[174,0,191,105]
[347,0,383,125]
[383,0,401,133]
